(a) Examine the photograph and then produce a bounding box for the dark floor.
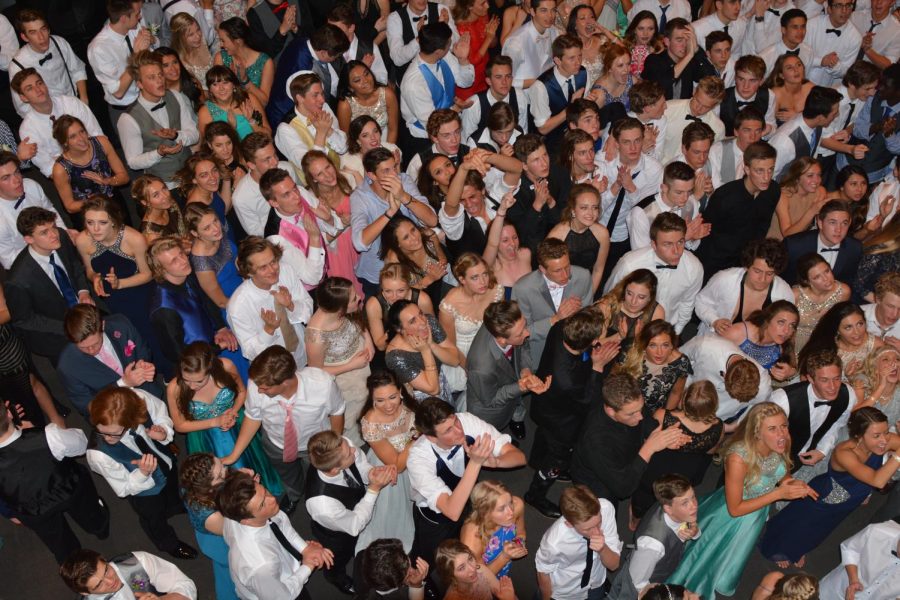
[0,363,885,600]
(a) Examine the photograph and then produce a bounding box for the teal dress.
[205,100,254,139]
[669,443,786,598]
[183,500,238,600]
[186,387,283,497]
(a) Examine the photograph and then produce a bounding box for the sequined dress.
[738,323,782,370]
[347,87,389,133]
[670,443,786,598]
[439,286,504,394]
[794,285,844,352]
[386,314,453,403]
[759,452,882,563]
[358,406,417,552]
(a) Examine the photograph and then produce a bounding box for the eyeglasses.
[94,427,127,439]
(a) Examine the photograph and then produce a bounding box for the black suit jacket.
[641,50,705,100]
[57,313,164,418]
[782,230,862,286]
[5,230,94,363]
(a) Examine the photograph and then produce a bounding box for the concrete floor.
[0,371,885,600]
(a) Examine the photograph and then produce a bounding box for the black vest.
[475,90,520,133]
[304,463,367,553]
[608,504,686,599]
[536,67,588,154]
[846,93,895,174]
[394,2,441,78]
[785,381,851,471]
[446,210,490,260]
[414,144,470,177]
[719,87,769,136]
[0,429,84,517]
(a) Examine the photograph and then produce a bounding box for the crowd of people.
[0,0,899,598]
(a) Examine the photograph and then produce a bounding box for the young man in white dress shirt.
[853,0,900,69]
[117,51,196,187]
[87,0,155,129]
[670,121,716,219]
[224,345,345,514]
[627,0,691,28]
[690,0,751,58]
[227,237,315,367]
[386,0,458,74]
[399,22,474,156]
[770,85,842,180]
[865,273,900,349]
[305,431,395,595]
[605,212,703,335]
[819,520,900,599]
[327,4,389,85]
[13,68,105,178]
[660,76,725,164]
[461,55,529,141]
[535,484,622,600]
[9,10,88,118]
[708,106,763,189]
[405,109,470,181]
[501,0,558,89]
[716,55,776,138]
[627,160,705,252]
[60,548,197,600]
[747,0,801,58]
[218,470,334,600]
[0,13,17,74]
[804,0,862,86]
[626,81,669,162]
[407,397,526,568]
[234,132,300,236]
[758,9,813,75]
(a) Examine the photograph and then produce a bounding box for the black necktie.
[269,520,303,562]
[868,19,881,33]
[857,20,881,60]
[567,77,575,100]
[826,28,842,36]
[48,253,79,307]
[38,53,53,66]
[723,24,729,35]
[580,539,593,588]
[606,170,640,230]
[685,114,702,122]
[13,194,26,209]
[125,35,133,53]
[132,431,171,476]
[736,100,753,108]
[768,7,780,15]
[150,101,166,112]
[656,264,676,269]
[820,247,839,252]
[785,48,800,56]
[842,102,857,130]
[658,4,669,32]
[343,469,363,489]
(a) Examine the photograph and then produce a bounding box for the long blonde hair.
[463,481,514,549]
[721,402,791,488]
[863,345,900,398]
[170,12,212,70]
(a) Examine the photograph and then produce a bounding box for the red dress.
[455,16,491,101]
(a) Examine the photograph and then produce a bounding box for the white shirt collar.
[28,246,55,268]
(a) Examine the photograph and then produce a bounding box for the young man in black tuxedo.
[782,200,862,287]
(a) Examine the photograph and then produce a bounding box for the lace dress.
[347,87,389,133]
[358,406,417,552]
[670,443,787,598]
[142,204,187,240]
[305,319,370,446]
[439,286,504,395]
[630,44,651,78]
[385,314,453,404]
[583,54,605,89]
[182,499,238,600]
[794,285,844,352]
[854,247,900,302]
[638,354,693,412]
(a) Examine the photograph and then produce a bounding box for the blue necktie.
[809,128,820,154]
[658,4,669,32]
[49,252,78,306]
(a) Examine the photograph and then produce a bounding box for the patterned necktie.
[279,400,299,463]
[49,253,78,306]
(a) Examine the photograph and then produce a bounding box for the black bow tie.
[38,52,53,66]
[785,48,800,56]
[685,114,702,122]
[768,7,780,15]
[412,14,425,21]
[656,264,676,269]
[13,194,26,209]
[813,400,832,407]
[826,28,842,36]
[820,247,839,252]
[150,101,166,112]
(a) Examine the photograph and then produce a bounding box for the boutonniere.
[124,340,136,357]
[113,330,122,339]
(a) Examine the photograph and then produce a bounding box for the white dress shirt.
[87,22,141,107]
[629,513,700,592]
[770,115,820,177]
[759,40,813,76]
[528,67,583,130]
[19,95,104,177]
[661,99,726,164]
[863,303,900,340]
[628,111,669,162]
[305,438,379,536]
[595,154,665,242]
[626,193,701,251]
[691,13,751,57]
[501,21,558,89]
[344,36,388,84]
[0,179,64,269]
[535,498,623,600]
[28,246,90,298]
[819,521,900,600]
[86,389,175,497]
[680,334,772,420]
[223,510,311,600]
[816,232,841,269]
[748,1,798,52]
[0,14,18,71]
[407,412,511,512]
[627,0,692,24]
[707,137,746,189]
[117,92,199,174]
[604,246,703,333]
[852,10,900,65]
[400,54,474,138]
[761,381,856,455]
[83,552,197,600]
[0,422,88,461]
[226,262,314,365]
[275,105,348,170]
[232,162,299,237]
[805,14,862,86]
[818,84,864,158]
[243,367,345,451]
[460,88,530,140]
[10,36,87,117]
[267,228,327,289]
[866,174,899,226]
[386,4,459,68]
[694,267,794,335]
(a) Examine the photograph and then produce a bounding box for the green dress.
[186,386,283,497]
[668,443,786,598]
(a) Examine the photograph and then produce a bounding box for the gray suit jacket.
[511,266,593,366]
[465,325,534,430]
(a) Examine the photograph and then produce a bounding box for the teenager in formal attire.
[59,548,197,600]
[435,539,517,600]
[358,538,430,600]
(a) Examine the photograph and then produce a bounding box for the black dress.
[631,411,723,518]
[564,227,600,273]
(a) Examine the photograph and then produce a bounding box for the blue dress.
[482,524,518,577]
[183,500,238,600]
[738,323,782,370]
[189,237,242,305]
[186,387,283,498]
[669,443,787,598]
[759,452,882,563]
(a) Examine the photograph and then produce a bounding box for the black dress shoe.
[279,497,299,515]
[524,492,562,519]
[327,575,356,595]
[169,542,198,560]
[509,420,526,440]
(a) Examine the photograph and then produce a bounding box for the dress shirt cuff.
[117,378,127,388]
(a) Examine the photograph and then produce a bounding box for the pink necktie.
[280,400,299,463]
[97,346,123,375]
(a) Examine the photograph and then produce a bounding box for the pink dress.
[327,195,364,299]
[455,16,491,100]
